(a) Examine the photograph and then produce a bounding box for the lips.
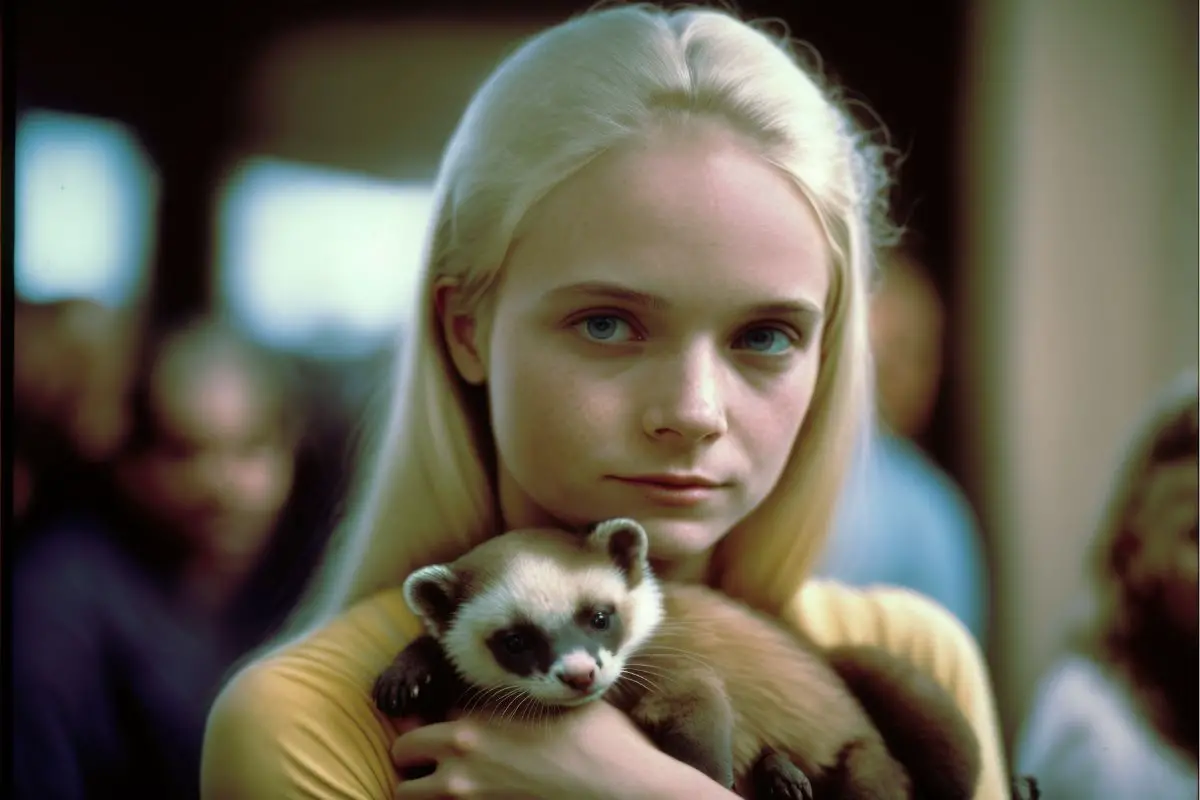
[610,474,728,508]
[617,474,724,489]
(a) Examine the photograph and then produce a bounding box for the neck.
[180,552,255,615]
[650,550,714,584]
[496,468,563,530]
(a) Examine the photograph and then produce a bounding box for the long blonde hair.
[293,3,895,635]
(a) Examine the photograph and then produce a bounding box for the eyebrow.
[544,280,825,321]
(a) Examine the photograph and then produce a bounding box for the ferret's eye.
[502,632,527,654]
[590,610,610,630]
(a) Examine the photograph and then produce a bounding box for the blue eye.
[576,315,635,343]
[735,326,795,355]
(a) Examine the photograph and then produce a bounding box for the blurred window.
[15,109,159,307]
[215,157,434,358]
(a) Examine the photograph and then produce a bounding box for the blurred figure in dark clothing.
[12,316,339,800]
[12,298,138,538]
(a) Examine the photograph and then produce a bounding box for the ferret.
[373,518,982,799]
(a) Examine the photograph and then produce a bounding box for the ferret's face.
[404,519,663,707]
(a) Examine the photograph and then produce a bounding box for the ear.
[434,277,486,385]
[585,518,650,587]
[402,564,463,636]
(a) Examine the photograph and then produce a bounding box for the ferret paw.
[750,751,813,800]
[372,637,444,718]
[372,661,435,717]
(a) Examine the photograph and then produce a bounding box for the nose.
[556,665,596,692]
[643,344,728,442]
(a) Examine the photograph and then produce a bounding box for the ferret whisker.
[479,687,519,724]
[624,659,674,676]
[634,645,715,671]
[460,686,492,715]
[505,693,531,725]
[469,685,516,717]
[519,696,538,726]
[518,694,541,726]
[618,670,660,695]
[495,689,527,725]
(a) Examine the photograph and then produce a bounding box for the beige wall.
[958,0,1198,745]
[235,20,547,181]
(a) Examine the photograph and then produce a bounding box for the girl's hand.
[389,701,731,799]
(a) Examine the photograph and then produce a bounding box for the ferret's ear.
[585,518,650,587]
[403,564,462,636]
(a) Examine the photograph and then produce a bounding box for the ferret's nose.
[556,666,596,692]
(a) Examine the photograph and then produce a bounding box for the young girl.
[201,5,1009,798]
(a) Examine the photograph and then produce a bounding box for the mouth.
[611,474,727,506]
[616,473,725,488]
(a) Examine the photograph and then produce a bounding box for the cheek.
[739,355,820,476]
[487,325,627,477]
[233,454,293,510]
[140,461,197,500]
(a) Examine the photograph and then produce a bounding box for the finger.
[390,720,479,769]
[392,771,442,800]
[392,716,425,736]
[393,769,476,800]
[392,765,441,799]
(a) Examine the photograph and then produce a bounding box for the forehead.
[470,551,627,629]
[151,361,271,441]
[504,123,831,313]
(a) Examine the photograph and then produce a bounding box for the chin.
[640,517,730,562]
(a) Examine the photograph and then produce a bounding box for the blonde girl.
[201,5,1009,798]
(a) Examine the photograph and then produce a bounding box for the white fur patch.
[402,564,458,635]
[442,548,664,706]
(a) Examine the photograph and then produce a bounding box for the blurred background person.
[1015,373,1198,799]
[11,316,336,800]
[12,298,139,540]
[815,247,989,640]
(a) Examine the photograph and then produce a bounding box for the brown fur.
[607,584,981,798]
[375,521,982,798]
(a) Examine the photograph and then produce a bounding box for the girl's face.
[444,123,831,564]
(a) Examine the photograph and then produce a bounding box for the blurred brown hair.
[1078,370,1198,758]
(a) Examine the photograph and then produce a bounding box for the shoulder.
[1027,656,1126,715]
[1017,657,1198,797]
[874,435,963,496]
[790,580,978,667]
[13,519,131,622]
[15,518,123,583]
[785,580,1010,800]
[1018,657,1129,750]
[201,589,423,799]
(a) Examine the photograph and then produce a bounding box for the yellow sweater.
[201,580,1010,799]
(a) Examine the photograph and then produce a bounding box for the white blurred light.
[15,109,159,307]
[216,157,435,357]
